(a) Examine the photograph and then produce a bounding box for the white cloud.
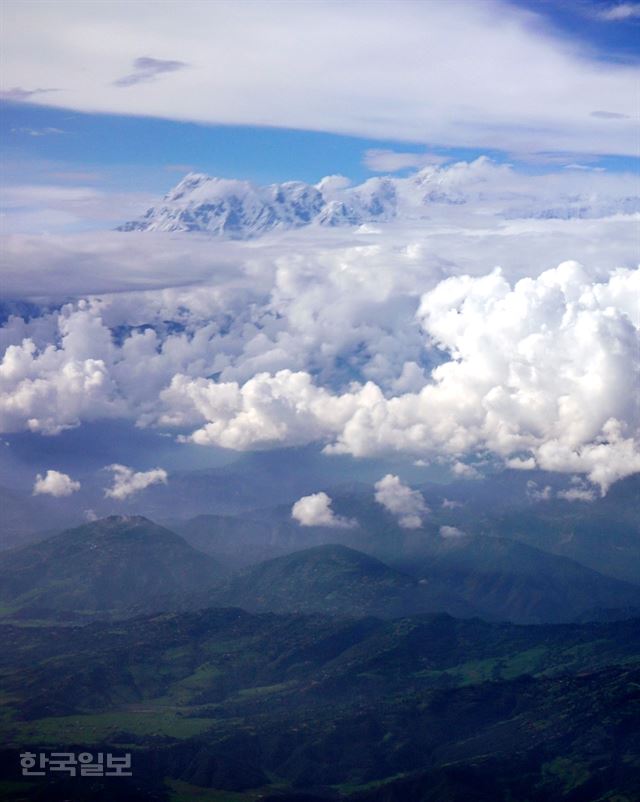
[10,126,64,137]
[439,525,466,539]
[1,1,638,156]
[526,480,553,502]
[557,475,597,503]
[526,476,597,503]
[3,159,638,286]
[451,462,482,480]
[291,491,355,528]
[104,464,168,500]
[161,263,640,494]
[596,3,640,21]
[374,474,429,528]
[363,149,449,172]
[557,487,597,502]
[0,304,123,434]
[0,184,154,235]
[33,469,80,497]
[2,257,638,494]
[442,498,463,509]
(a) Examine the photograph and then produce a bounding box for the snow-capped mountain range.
[119,157,640,239]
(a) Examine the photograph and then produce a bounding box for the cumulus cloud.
[33,469,80,497]
[114,56,188,88]
[557,476,597,503]
[0,303,123,434]
[526,480,553,502]
[374,474,429,529]
[451,462,482,480]
[291,492,355,528]
[526,476,597,503]
[104,464,168,500]
[442,498,463,509]
[558,487,597,502]
[2,1,638,157]
[439,525,466,539]
[160,263,640,493]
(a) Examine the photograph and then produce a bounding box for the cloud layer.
[2,0,638,156]
[1,163,638,495]
[1,252,638,493]
[156,263,639,492]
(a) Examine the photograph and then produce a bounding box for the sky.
[1,1,639,191]
[0,0,638,509]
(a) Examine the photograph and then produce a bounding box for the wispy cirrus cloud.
[11,126,65,137]
[590,110,631,119]
[113,56,188,88]
[595,3,640,21]
[0,86,58,102]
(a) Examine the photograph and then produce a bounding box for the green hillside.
[392,533,640,623]
[208,544,477,619]
[0,516,224,617]
[0,609,639,800]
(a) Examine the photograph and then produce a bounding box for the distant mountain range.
[167,471,640,588]
[2,514,639,625]
[0,515,223,617]
[118,159,640,238]
[206,543,477,620]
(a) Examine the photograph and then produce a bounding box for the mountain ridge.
[118,159,640,238]
[0,515,225,615]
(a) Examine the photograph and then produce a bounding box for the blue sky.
[513,0,640,61]
[1,99,638,198]
[1,101,506,190]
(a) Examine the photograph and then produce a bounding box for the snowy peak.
[119,174,334,237]
[118,159,640,238]
[164,172,214,202]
